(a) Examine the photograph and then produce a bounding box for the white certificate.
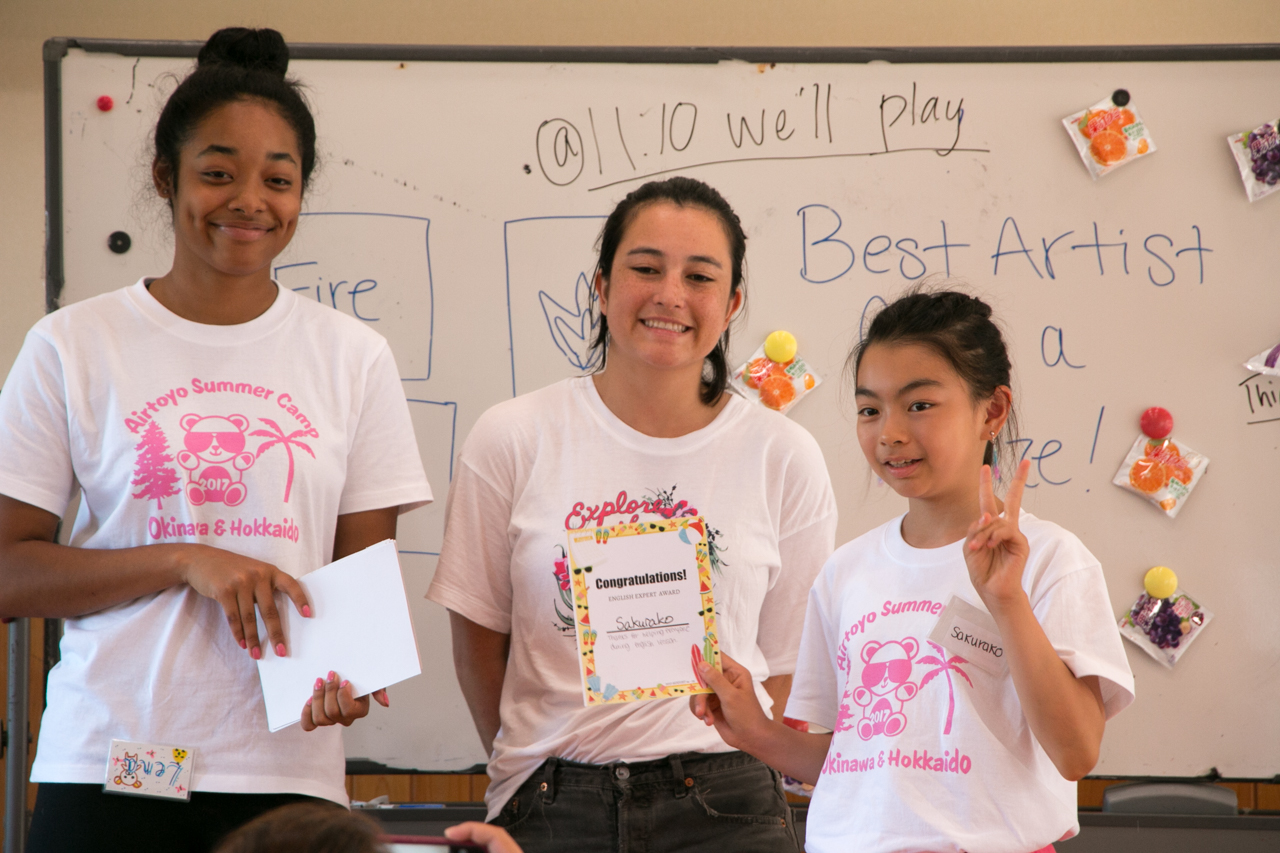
[566,516,720,706]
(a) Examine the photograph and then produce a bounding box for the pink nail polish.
[315,678,324,690]
[340,680,349,689]
[328,670,336,682]
[239,639,246,649]
[276,643,286,657]
[302,605,312,618]
[251,647,261,660]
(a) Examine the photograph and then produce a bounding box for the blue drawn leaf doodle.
[539,272,603,371]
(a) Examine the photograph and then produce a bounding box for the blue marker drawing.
[404,397,457,482]
[396,394,457,558]
[1089,406,1105,464]
[539,272,603,372]
[275,212,435,380]
[504,216,608,397]
[859,295,888,344]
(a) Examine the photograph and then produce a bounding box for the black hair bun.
[198,27,289,77]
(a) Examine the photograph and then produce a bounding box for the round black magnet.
[108,231,132,254]
[1112,89,1130,107]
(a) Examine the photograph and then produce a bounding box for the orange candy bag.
[730,332,822,415]
[1112,434,1207,518]
[1062,89,1156,179]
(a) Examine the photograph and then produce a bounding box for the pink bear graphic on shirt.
[176,413,256,507]
[842,637,920,740]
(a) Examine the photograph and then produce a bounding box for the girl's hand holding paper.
[689,652,767,750]
[299,670,391,731]
[255,540,420,732]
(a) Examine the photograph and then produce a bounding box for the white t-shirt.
[0,280,432,805]
[427,377,837,818]
[787,512,1135,853]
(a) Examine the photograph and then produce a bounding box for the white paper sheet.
[255,539,421,732]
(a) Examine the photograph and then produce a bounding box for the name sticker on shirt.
[104,740,194,801]
[928,596,1007,677]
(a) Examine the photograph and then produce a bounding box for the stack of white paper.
[255,539,421,732]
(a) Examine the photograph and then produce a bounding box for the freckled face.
[596,202,742,377]
[854,342,992,504]
[157,98,303,279]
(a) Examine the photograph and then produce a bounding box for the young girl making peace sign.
[693,290,1134,853]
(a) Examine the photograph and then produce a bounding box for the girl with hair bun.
[692,288,1136,853]
[429,176,837,852]
[0,27,431,851]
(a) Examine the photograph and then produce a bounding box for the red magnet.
[97,95,114,112]
[1140,406,1173,439]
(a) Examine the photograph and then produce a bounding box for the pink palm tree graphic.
[917,640,973,735]
[250,418,316,503]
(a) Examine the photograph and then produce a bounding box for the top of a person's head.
[153,27,317,197]
[212,802,386,853]
[852,287,1010,398]
[851,285,1018,465]
[589,176,748,406]
[594,176,747,290]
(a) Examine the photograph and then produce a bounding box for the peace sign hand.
[964,459,1032,610]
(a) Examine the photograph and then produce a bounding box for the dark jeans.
[492,751,800,853]
[27,783,330,853]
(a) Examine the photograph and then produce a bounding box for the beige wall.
[2,0,1277,377]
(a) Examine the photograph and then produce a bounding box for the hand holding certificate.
[566,517,721,705]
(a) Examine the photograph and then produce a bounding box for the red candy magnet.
[97,95,114,112]
[1139,406,1173,440]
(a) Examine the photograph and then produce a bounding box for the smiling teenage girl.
[693,290,1135,853]
[428,177,836,853]
[0,28,431,851]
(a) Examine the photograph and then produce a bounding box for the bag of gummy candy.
[1118,568,1212,669]
[1062,89,1156,179]
[1227,119,1280,203]
[1244,340,1280,377]
[1112,434,1207,518]
[1112,408,1207,518]
[730,330,822,415]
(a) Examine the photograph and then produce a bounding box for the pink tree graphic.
[917,640,973,735]
[130,421,180,509]
[250,418,315,503]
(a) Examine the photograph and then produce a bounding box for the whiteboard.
[48,40,1280,778]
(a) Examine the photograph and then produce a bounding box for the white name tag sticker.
[928,596,1007,677]
[104,740,194,801]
